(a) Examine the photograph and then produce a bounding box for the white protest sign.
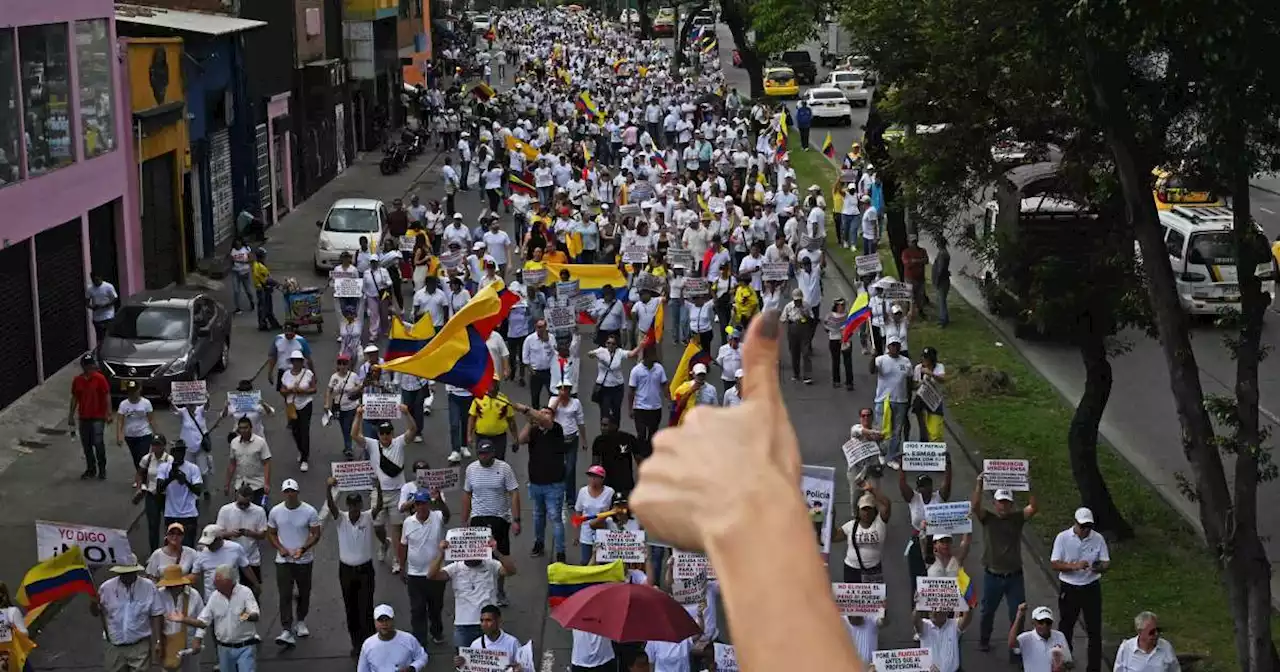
[714,643,738,672]
[523,268,548,287]
[0,617,10,644]
[825,314,844,331]
[917,377,944,413]
[635,273,664,294]
[170,380,208,405]
[36,520,137,567]
[440,250,465,269]
[445,527,494,561]
[683,277,710,297]
[574,293,596,312]
[618,203,642,217]
[622,245,650,264]
[670,574,707,605]
[902,442,948,471]
[832,582,886,618]
[400,235,419,252]
[227,390,262,415]
[418,466,462,493]
[983,459,1030,491]
[801,465,837,555]
[459,647,510,671]
[515,641,535,672]
[595,530,646,563]
[673,550,714,580]
[332,461,376,492]
[546,305,577,331]
[556,280,580,301]
[873,648,933,672]
[924,501,972,535]
[914,577,967,613]
[361,393,402,420]
[333,276,362,298]
[667,248,694,269]
[762,261,790,282]
[842,439,881,470]
[855,254,883,276]
[882,281,913,301]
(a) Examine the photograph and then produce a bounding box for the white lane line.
[1261,207,1276,215]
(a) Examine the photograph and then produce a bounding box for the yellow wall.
[344,0,396,21]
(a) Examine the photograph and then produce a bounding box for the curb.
[1251,180,1280,197]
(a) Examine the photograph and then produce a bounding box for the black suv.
[780,50,818,84]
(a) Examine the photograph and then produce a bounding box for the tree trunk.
[636,0,652,38]
[1068,304,1134,539]
[719,0,764,99]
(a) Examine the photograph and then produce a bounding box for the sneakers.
[461,446,473,458]
[392,560,402,574]
[886,459,901,471]
[376,542,388,562]
[413,435,423,443]
[80,469,96,480]
[299,461,309,473]
[803,378,813,385]
[276,629,297,647]
[294,621,310,638]
[448,450,462,463]
[497,594,510,607]
[555,551,567,563]
[430,636,446,645]
[530,543,544,557]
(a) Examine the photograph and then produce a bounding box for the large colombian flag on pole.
[547,560,625,607]
[382,283,519,396]
[840,292,872,343]
[16,546,97,609]
[385,314,436,361]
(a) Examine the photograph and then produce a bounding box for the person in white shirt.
[224,416,272,502]
[860,195,880,255]
[452,605,522,668]
[87,272,120,342]
[1010,604,1073,672]
[870,337,912,466]
[91,563,166,672]
[722,369,744,408]
[154,564,204,672]
[191,525,257,599]
[425,537,517,648]
[1114,611,1180,672]
[357,605,428,672]
[626,347,669,448]
[171,565,261,672]
[399,487,451,648]
[279,351,318,472]
[324,476,385,657]
[155,442,204,549]
[1050,507,1111,672]
[266,478,323,646]
[215,484,269,590]
[914,609,973,672]
[352,404,418,574]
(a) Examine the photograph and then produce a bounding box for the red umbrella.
[551,583,701,642]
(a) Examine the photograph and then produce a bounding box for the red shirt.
[72,372,110,420]
[901,247,929,283]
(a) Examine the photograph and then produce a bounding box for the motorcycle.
[402,129,425,157]
[380,143,409,175]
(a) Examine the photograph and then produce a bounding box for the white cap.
[886,336,902,346]
[931,533,952,542]
[473,241,485,250]
[288,350,306,360]
[1031,606,1054,622]
[692,363,708,375]
[807,184,820,191]
[891,304,904,314]
[453,212,464,219]
[281,478,300,492]
[363,345,380,354]
[374,604,395,620]
[994,489,1014,502]
[1074,507,1095,525]
[197,524,222,547]
[733,368,744,379]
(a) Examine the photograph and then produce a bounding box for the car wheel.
[215,338,230,372]
[844,116,852,126]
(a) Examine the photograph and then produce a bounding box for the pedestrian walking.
[266,478,323,647]
[91,563,165,672]
[115,381,155,469]
[780,289,813,384]
[154,565,203,672]
[399,487,450,648]
[1009,604,1072,672]
[352,404,417,574]
[1114,611,1181,672]
[424,537,517,647]
[173,565,262,672]
[69,354,110,480]
[215,484,269,590]
[460,439,521,605]
[323,476,384,658]
[279,351,317,472]
[223,416,272,503]
[970,480,1038,653]
[1050,507,1110,672]
[154,441,203,549]
[135,436,173,552]
[357,605,429,671]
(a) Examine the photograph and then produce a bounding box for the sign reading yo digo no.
[36,520,137,567]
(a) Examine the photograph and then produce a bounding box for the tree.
[717,0,764,99]
[635,0,652,38]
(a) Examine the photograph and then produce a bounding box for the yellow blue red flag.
[386,314,436,360]
[547,560,624,607]
[16,546,96,610]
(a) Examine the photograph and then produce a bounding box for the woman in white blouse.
[146,521,198,579]
[832,485,892,584]
[587,335,641,423]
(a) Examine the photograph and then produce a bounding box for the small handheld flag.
[822,133,835,159]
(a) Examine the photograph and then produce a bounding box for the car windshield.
[109,306,190,340]
[1189,231,1269,266]
[811,91,845,100]
[768,70,795,82]
[474,15,489,22]
[783,52,810,62]
[834,74,861,84]
[325,207,380,233]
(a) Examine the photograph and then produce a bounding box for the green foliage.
[747,0,823,55]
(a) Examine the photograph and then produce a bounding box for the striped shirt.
[464,459,519,518]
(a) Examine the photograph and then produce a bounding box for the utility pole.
[670,2,680,71]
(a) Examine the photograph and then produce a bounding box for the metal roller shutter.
[255,123,273,222]
[36,219,89,375]
[209,128,235,247]
[0,241,37,409]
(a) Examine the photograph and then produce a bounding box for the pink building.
[0,0,140,408]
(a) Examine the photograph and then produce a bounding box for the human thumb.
[740,309,782,407]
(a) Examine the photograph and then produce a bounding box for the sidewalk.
[1252,174,1280,195]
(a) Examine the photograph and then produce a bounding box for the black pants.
[786,323,812,380]
[828,340,854,385]
[597,384,624,423]
[289,403,313,462]
[695,329,713,353]
[633,408,662,448]
[506,334,526,380]
[388,267,404,309]
[339,561,375,650]
[93,320,109,343]
[407,575,447,645]
[469,516,512,555]
[572,664,618,672]
[1059,580,1103,672]
[79,419,106,474]
[276,562,314,629]
[530,368,552,409]
[165,516,198,549]
[799,126,811,149]
[487,188,502,212]
[144,492,165,552]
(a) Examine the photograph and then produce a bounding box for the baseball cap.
[198,524,222,547]
[288,350,305,360]
[363,345,380,354]
[374,604,395,620]
[453,212,464,219]
[733,368,744,379]
[336,353,352,362]
[281,478,300,492]
[166,522,185,534]
[886,336,902,346]
[891,304,904,314]
[477,439,496,453]
[1031,606,1054,622]
[586,465,607,478]
[1074,507,1095,525]
[377,421,395,433]
[994,489,1014,502]
[692,363,708,375]
[857,493,876,510]
[413,489,432,503]
[932,533,953,542]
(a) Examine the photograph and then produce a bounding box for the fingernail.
[758,309,780,340]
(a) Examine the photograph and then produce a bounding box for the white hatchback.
[826,70,871,106]
[313,198,387,272]
[804,87,854,125]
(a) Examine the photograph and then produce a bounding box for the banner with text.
[923,501,972,535]
[902,442,947,471]
[332,461,376,492]
[873,648,933,672]
[36,520,137,567]
[362,393,402,420]
[915,577,967,612]
[982,459,1029,491]
[832,582,886,618]
[445,527,494,562]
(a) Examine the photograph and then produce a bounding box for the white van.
[313,198,387,272]
[1154,205,1275,316]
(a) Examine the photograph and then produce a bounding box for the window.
[1165,229,1185,259]
[19,23,73,176]
[399,0,411,19]
[0,30,19,186]
[108,306,191,340]
[75,20,116,159]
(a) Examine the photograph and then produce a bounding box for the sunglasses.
[1143,627,1161,636]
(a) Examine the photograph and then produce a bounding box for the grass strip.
[786,139,1256,669]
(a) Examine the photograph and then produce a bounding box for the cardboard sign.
[832,582,886,618]
[417,466,462,493]
[824,314,844,331]
[523,268,548,287]
[400,235,419,252]
[855,254,883,276]
[983,459,1030,491]
[617,203,642,217]
[673,550,713,580]
[440,250,465,269]
[35,520,137,567]
[458,647,510,672]
[713,644,738,672]
[914,577,967,613]
[882,281,913,301]
[170,380,208,406]
[332,461,376,492]
[556,280,580,301]
[361,393,402,420]
[574,293,596,312]
[547,305,577,331]
[842,439,881,469]
[902,442,948,471]
[622,245,650,264]
[801,465,837,555]
[683,277,710,297]
[873,648,933,672]
[333,277,362,298]
[762,261,790,281]
[445,527,494,562]
[227,390,262,415]
[635,273,664,295]
[595,530,646,563]
[916,377,944,413]
[670,574,707,605]
[923,501,972,535]
[667,248,694,269]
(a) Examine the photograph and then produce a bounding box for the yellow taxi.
[763,67,800,98]
[1151,168,1224,210]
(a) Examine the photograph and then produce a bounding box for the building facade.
[344,0,400,151]
[0,0,140,408]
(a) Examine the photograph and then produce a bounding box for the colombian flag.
[545,262,631,323]
[504,134,541,163]
[469,80,496,101]
[840,292,871,343]
[957,567,978,608]
[382,283,519,396]
[643,302,665,346]
[577,91,604,122]
[650,152,666,171]
[668,340,712,425]
[509,171,537,196]
[701,37,718,54]
[386,315,436,360]
[547,560,625,607]
[16,546,97,610]
[822,133,835,159]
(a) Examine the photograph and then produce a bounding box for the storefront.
[0,0,139,410]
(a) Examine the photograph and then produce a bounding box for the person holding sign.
[323,475,384,658]
[911,347,946,442]
[357,605,428,672]
[869,336,912,468]
[832,485,891,584]
[824,298,856,391]
[898,462,952,606]
[400,487,450,648]
[352,404,418,575]
[452,605,522,670]
[461,440,522,605]
[969,477,1038,653]
[424,537,517,648]
[912,607,973,672]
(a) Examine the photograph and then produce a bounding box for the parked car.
[763,67,800,98]
[97,294,232,401]
[804,87,853,125]
[314,198,387,272]
[471,14,492,33]
[653,8,676,35]
[779,50,818,85]
[825,70,870,106]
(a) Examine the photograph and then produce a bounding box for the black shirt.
[592,431,644,494]
[527,423,567,485]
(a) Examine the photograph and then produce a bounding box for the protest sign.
[683,277,710,297]
[902,442,948,471]
[595,530,646,563]
[882,281,913,301]
[842,439,881,470]
[169,380,208,405]
[924,501,973,535]
[36,520,137,567]
[556,280,580,302]
[547,305,577,331]
[418,466,462,493]
[333,276,362,298]
[832,582,886,618]
[855,254,883,277]
[982,459,1030,491]
[667,248,694,269]
[762,261,790,281]
[873,648,933,672]
[917,377,943,413]
[440,251,465,269]
[227,390,262,415]
[331,461,376,492]
[824,314,844,331]
[400,235,418,253]
[635,273,664,294]
[459,647,510,672]
[673,550,712,580]
[445,527,494,562]
[361,393,402,420]
[801,465,837,555]
[617,203,642,217]
[714,644,738,672]
[915,577,967,612]
[523,268,548,287]
[574,293,596,312]
[622,245,649,264]
[670,574,707,605]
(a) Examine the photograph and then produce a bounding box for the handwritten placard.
[361,393,402,420]
[882,281,913,301]
[399,235,419,252]
[332,461,376,492]
[595,530,646,563]
[458,647,510,671]
[635,273,664,295]
[617,203,642,217]
[762,261,790,281]
[832,582,886,618]
[683,277,710,297]
[874,648,933,672]
[170,380,208,405]
[667,248,693,269]
[670,574,707,605]
[923,501,972,535]
[917,377,943,413]
[673,550,715,581]
[983,459,1029,491]
[445,527,494,562]
[574,293,596,312]
[547,305,577,331]
[333,276,362,298]
[842,438,881,469]
[902,442,948,471]
[227,391,262,416]
[914,577,967,612]
[440,250,465,269]
[418,466,462,493]
[855,254,883,276]
[825,314,844,331]
[713,644,738,672]
[556,280,580,301]
[622,245,650,264]
[36,520,136,567]
[523,268,548,287]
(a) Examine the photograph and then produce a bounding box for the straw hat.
[156,564,191,588]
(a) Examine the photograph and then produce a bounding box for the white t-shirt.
[215,502,268,565]
[554,397,585,437]
[400,510,445,576]
[268,502,322,564]
[571,629,616,667]
[117,398,154,437]
[920,618,962,672]
[156,461,203,518]
[366,436,407,491]
[873,354,911,403]
[87,281,119,322]
[628,363,668,411]
[485,332,509,375]
[443,559,502,625]
[483,230,512,262]
[646,638,694,672]
[280,368,316,408]
[146,545,197,578]
[330,509,376,567]
[841,517,885,569]
[574,486,616,544]
[192,541,248,597]
[1017,629,1072,672]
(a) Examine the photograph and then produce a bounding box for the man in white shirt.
[426,537,518,647]
[413,276,450,327]
[860,194,880,256]
[216,484,269,591]
[1010,604,1073,672]
[522,319,557,409]
[358,605,428,672]
[626,347,669,448]
[453,604,521,667]
[915,609,973,672]
[155,441,204,548]
[714,329,744,393]
[266,478,323,646]
[1114,611,1180,672]
[869,337,911,467]
[191,524,257,598]
[323,476,384,657]
[224,417,272,502]
[400,488,450,647]
[173,565,261,671]
[1050,507,1111,672]
[87,271,119,343]
[92,564,166,672]
[352,405,418,574]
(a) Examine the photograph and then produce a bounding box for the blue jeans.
[580,543,595,565]
[936,283,951,327]
[336,408,356,455]
[667,298,687,343]
[563,436,580,508]
[861,236,877,256]
[528,482,566,553]
[231,272,254,312]
[255,287,278,328]
[217,643,257,671]
[453,623,483,649]
[979,570,1026,646]
[448,393,470,451]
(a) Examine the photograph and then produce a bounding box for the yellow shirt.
[1272,240,1280,267]
[470,396,513,436]
[251,261,270,289]
[544,250,569,265]
[649,265,668,277]
[733,285,760,322]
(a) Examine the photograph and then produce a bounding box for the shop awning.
[115,4,267,36]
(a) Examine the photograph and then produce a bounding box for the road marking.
[1261,207,1276,215]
